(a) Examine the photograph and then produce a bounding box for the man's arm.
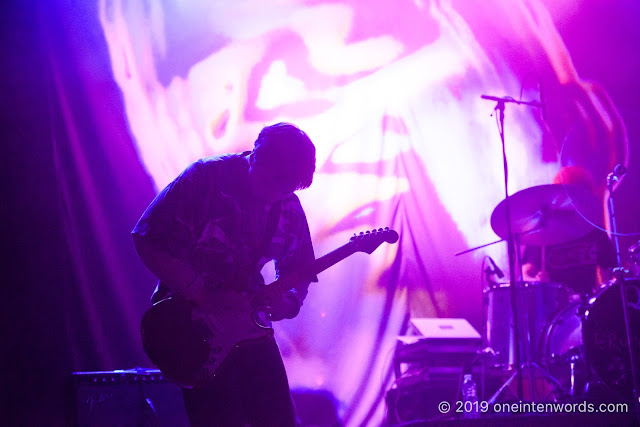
[133,234,200,294]
[134,234,251,312]
[132,160,214,301]
[261,195,317,321]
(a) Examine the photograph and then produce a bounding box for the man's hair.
[252,122,316,190]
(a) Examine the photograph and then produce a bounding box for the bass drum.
[584,278,640,400]
[542,278,640,400]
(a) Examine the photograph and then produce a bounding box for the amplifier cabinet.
[67,369,188,426]
[386,374,460,424]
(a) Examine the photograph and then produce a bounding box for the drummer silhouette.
[522,166,617,295]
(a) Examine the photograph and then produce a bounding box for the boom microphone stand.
[480,95,566,403]
[480,95,532,400]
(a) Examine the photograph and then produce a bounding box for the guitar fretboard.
[311,243,356,277]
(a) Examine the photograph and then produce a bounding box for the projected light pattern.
[100,0,628,423]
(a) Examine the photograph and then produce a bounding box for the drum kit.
[481,183,640,404]
[473,94,639,408]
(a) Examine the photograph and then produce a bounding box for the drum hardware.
[476,94,631,403]
[577,293,593,397]
[605,164,639,411]
[566,348,582,398]
[483,162,628,403]
[487,183,597,402]
[564,295,589,400]
[455,238,505,256]
[630,241,640,276]
[458,158,637,410]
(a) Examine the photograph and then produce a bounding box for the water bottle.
[461,374,479,419]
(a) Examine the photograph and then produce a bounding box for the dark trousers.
[182,335,298,427]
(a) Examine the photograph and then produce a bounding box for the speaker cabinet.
[67,369,188,426]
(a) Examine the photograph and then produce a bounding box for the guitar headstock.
[349,227,399,254]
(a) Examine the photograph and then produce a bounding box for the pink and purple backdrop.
[3,0,639,424]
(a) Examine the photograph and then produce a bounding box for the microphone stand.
[481,95,566,404]
[606,170,640,414]
[481,95,526,400]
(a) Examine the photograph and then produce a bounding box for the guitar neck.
[309,243,356,277]
[283,228,397,283]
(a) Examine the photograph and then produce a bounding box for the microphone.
[487,256,505,279]
[608,163,627,185]
[613,164,627,178]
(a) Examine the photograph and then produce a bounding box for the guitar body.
[141,295,272,388]
[140,228,398,388]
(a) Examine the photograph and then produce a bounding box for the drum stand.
[566,348,582,398]
[575,291,607,403]
[486,243,567,404]
[481,94,566,403]
[604,167,640,411]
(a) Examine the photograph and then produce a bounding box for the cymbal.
[490,184,600,246]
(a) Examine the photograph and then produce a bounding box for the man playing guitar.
[132,122,317,426]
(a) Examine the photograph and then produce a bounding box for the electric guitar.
[140,227,399,388]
